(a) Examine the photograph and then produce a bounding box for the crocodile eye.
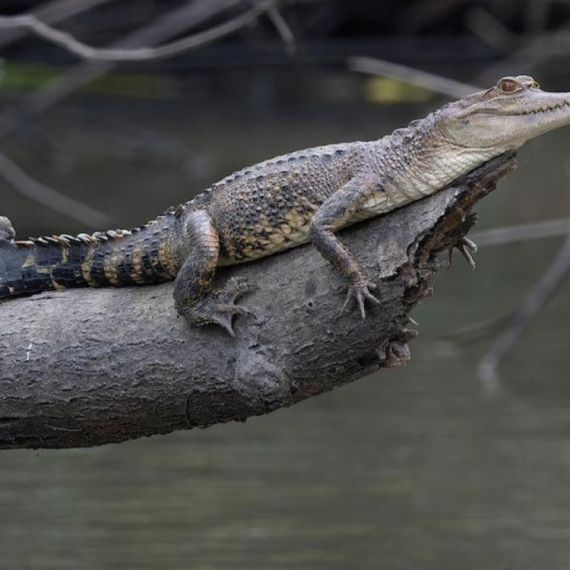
[497,77,521,94]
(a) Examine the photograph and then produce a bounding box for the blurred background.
[1,1,570,568]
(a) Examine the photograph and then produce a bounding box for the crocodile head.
[442,75,570,150]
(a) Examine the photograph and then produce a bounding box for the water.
[2,88,570,569]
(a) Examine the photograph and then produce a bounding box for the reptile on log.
[2,75,570,335]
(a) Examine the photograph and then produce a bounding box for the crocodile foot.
[183,277,255,337]
[448,237,477,269]
[341,276,381,319]
[0,217,15,241]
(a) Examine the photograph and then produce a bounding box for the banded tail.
[0,215,181,301]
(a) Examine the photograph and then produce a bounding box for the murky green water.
[2,84,570,569]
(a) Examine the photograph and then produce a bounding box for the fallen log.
[0,152,516,449]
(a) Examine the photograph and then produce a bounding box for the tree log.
[0,153,516,449]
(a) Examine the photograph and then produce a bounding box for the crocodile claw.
[183,277,255,336]
[341,279,381,319]
[207,304,253,337]
[448,237,477,269]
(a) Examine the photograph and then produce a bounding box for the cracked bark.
[0,152,516,449]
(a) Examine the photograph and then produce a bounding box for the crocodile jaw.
[510,92,570,143]
[445,90,570,151]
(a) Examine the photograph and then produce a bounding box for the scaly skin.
[2,75,570,334]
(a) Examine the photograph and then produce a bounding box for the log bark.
[0,153,516,449]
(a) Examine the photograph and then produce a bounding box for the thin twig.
[0,0,277,62]
[267,5,296,54]
[471,217,570,246]
[348,56,478,99]
[0,0,109,49]
[478,234,570,395]
[0,151,111,227]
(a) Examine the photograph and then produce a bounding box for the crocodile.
[2,75,570,335]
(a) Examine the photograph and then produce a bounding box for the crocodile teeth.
[523,99,570,115]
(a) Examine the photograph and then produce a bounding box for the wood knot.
[377,341,411,368]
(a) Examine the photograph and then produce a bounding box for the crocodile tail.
[0,216,181,300]
[0,234,91,299]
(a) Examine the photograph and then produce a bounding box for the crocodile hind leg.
[173,210,252,336]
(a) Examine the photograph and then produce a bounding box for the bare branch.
[0,0,277,62]
[0,0,109,49]
[471,217,570,246]
[7,0,253,117]
[0,151,111,227]
[267,5,296,54]
[348,56,478,99]
[478,234,570,395]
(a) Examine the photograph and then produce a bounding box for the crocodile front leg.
[174,210,252,336]
[309,175,381,319]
